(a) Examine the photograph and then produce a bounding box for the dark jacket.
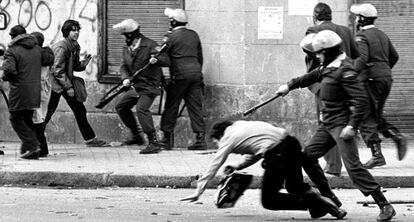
[353,26,399,79]
[288,56,369,129]
[164,27,203,79]
[51,38,86,93]
[2,34,44,111]
[120,35,169,95]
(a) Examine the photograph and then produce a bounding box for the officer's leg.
[115,89,144,145]
[302,126,339,205]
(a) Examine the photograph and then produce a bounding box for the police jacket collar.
[361,24,375,30]
[172,26,186,31]
[326,52,346,68]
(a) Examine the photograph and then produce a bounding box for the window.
[98,0,183,83]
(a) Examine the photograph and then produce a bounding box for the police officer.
[113,19,170,154]
[350,3,407,169]
[159,8,207,150]
[305,2,360,176]
[276,30,396,222]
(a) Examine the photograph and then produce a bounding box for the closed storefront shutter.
[355,0,414,136]
[101,0,182,82]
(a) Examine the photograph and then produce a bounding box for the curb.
[0,171,413,189]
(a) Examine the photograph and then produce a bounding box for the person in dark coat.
[305,2,360,177]
[276,30,396,222]
[45,19,107,147]
[31,31,54,157]
[159,8,207,150]
[113,19,170,154]
[350,3,407,169]
[1,25,46,159]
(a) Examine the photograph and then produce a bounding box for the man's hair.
[31,31,44,47]
[9,25,26,39]
[61,20,81,38]
[210,119,235,140]
[313,2,332,21]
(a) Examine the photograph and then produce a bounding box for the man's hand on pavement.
[180,192,200,202]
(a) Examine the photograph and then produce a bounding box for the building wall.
[0,0,351,146]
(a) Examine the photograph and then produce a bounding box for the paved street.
[1,187,414,222]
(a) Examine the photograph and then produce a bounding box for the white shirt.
[195,120,288,196]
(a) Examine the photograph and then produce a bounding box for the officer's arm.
[353,34,369,72]
[388,40,399,69]
[341,69,369,129]
[287,67,323,90]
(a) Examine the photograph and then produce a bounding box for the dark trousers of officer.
[35,122,48,155]
[261,135,310,210]
[368,77,400,138]
[44,91,96,141]
[160,76,205,133]
[115,88,156,134]
[9,109,40,153]
[303,125,381,197]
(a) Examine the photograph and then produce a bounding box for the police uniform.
[354,25,400,144]
[287,54,382,198]
[160,26,206,142]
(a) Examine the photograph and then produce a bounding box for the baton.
[0,88,8,108]
[243,94,281,116]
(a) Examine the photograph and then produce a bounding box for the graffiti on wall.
[0,0,98,79]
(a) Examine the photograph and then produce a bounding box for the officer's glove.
[340,125,356,140]
[276,84,290,96]
[122,79,131,87]
[149,55,158,64]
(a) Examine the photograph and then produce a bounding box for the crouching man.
[181,119,347,219]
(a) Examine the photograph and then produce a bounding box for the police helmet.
[312,30,342,53]
[164,8,188,23]
[113,19,140,34]
[350,3,378,18]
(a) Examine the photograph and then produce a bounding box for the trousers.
[303,125,381,197]
[261,135,310,210]
[9,109,39,152]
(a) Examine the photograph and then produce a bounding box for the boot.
[363,143,386,169]
[391,133,407,161]
[188,132,207,150]
[159,131,174,150]
[122,132,146,146]
[371,189,396,222]
[139,132,162,154]
[303,188,347,219]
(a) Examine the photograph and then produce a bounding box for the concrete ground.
[0,140,413,188]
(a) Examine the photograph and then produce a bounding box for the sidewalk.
[0,141,413,188]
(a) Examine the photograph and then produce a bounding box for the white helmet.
[300,33,316,52]
[350,3,378,17]
[164,8,188,23]
[113,19,140,34]
[312,30,342,52]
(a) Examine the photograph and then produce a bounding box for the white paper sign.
[288,0,317,15]
[258,6,283,39]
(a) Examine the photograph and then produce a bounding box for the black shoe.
[122,134,145,146]
[0,150,4,155]
[140,143,162,154]
[39,153,48,158]
[363,156,386,169]
[85,138,108,147]
[377,204,396,221]
[159,132,174,150]
[20,148,40,160]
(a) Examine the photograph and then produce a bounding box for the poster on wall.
[288,0,317,15]
[258,6,283,39]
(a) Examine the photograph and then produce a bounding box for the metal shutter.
[355,0,414,136]
[106,0,182,75]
